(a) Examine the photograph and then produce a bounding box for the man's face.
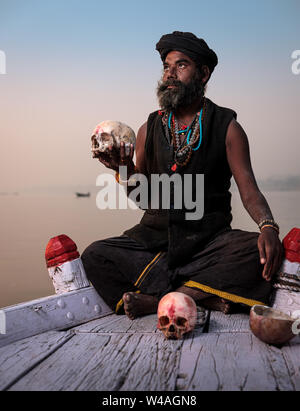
[157,51,205,111]
[162,51,197,84]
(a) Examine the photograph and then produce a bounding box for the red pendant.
[171,163,177,172]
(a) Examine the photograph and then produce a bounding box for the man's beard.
[156,71,205,112]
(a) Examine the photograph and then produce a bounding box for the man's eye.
[164,66,169,71]
[178,63,186,69]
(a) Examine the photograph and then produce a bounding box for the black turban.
[156,31,218,75]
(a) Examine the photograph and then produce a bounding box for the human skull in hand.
[91,120,136,158]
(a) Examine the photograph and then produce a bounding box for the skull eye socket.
[100,132,112,141]
[176,317,187,327]
[159,316,170,327]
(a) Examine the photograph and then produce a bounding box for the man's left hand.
[257,228,284,282]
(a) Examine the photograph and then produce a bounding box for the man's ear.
[201,65,210,85]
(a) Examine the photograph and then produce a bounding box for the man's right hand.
[95,142,135,173]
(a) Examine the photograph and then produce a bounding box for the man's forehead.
[164,50,195,64]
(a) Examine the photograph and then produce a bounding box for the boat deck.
[1,309,300,391]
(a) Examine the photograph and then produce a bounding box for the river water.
[0,188,299,308]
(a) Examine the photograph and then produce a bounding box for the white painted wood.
[2,306,299,391]
[273,259,300,292]
[48,258,90,294]
[177,332,297,391]
[266,343,300,391]
[74,313,159,334]
[279,260,300,276]
[0,287,112,348]
[272,289,300,317]
[73,308,208,335]
[177,310,300,391]
[8,333,183,391]
[280,338,300,390]
[9,316,298,391]
[0,330,74,391]
[208,312,250,333]
[0,310,5,335]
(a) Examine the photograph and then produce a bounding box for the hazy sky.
[0,0,299,191]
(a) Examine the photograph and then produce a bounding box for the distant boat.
[75,192,91,198]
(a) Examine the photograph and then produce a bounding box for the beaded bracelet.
[258,219,279,230]
[115,166,138,185]
[260,224,280,234]
[258,219,280,234]
[115,171,129,185]
[115,172,121,184]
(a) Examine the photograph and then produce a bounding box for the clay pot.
[249,305,296,345]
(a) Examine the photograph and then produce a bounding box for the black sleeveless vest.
[124,98,237,268]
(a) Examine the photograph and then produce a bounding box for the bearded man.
[82,31,283,319]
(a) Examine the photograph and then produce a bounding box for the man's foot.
[175,285,233,314]
[175,285,211,301]
[122,292,159,320]
[198,296,233,314]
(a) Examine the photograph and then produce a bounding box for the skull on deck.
[157,292,197,339]
[91,120,136,158]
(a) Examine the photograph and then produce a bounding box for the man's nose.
[167,66,177,79]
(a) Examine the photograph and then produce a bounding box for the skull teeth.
[91,120,136,158]
[157,292,197,339]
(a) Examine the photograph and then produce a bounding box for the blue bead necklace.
[167,98,205,170]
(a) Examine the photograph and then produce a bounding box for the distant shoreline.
[231,176,300,192]
[257,177,300,192]
[1,176,300,195]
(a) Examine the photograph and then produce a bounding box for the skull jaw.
[91,135,114,157]
[159,325,189,340]
[91,144,110,153]
[163,330,182,340]
[157,315,193,340]
[91,133,135,158]
[91,135,99,158]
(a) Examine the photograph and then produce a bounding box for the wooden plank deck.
[1,309,299,391]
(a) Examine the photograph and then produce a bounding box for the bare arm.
[123,121,148,199]
[226,119,273,224]
[134,121,147,176]
[226,119,283,281]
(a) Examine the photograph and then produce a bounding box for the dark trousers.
[81,229,272,314]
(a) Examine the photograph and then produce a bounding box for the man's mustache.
[158,79,183,91]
